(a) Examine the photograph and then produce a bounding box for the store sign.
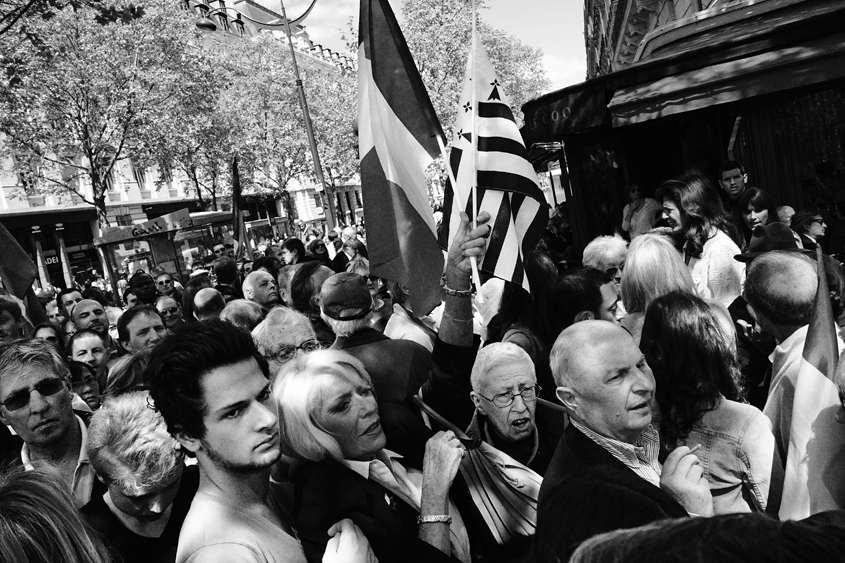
[130,209,193,237]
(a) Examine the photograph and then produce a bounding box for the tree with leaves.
[0,0,221,228]
[400,0,549,137]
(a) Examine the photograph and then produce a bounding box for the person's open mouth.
[361,419,381,436]
[511,417,531,431]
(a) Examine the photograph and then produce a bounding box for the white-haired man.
[242,270,280,310]
[82,391,199,563]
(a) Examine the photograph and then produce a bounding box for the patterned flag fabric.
[769,247,845,519]
[358,0,445,316]
[437,34,549,291]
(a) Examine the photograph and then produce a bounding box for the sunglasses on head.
[1,378,65,411]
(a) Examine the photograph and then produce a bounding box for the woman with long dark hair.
[659,174,745,306]
[640,291,781,514]
[281,237,307,265]
[734,188,779,250]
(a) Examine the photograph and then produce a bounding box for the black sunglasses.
[1,378,65,411]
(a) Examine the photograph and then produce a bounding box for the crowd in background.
[2,160,845,563]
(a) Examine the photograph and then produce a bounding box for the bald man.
[242,271,280,310]
[745,252,845,517]
[72,299,120,357]
[193,288,226,322]
[534,321,711,561]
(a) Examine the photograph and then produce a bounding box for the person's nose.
[255,400,278,432]
[28,390,51,414]
[633,367,655,395]
[148,495,165,515]
[510,392,528,413]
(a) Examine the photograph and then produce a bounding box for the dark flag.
[0,220,48,324]
[231,155,250,261]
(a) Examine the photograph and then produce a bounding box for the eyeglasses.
[156,279,172,286]
[271,340,321,362]
[72,376,98,388]
[1,378,66,411]
[213,248,225,255]
[159,307,180,315]
[605,265,624,281]
[476,385,541,408]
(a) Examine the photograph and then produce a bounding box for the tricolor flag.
[773,247,845,519]
[437,30,549,291]
[358,0,445,316]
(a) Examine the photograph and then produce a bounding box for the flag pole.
[436,135,483,301]
[470,0,479,234]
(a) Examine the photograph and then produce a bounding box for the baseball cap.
[320,273,373,320]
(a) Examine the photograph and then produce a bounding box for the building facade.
[523,0,845,254]
[0,0,361,292]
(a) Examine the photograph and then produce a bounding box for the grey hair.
[320,312,373,338]
[220,299,266,333]
[274,349,373,462]
[470,342,535,393]
[0,338,70,385]
[582,234,628,271]
[87,391,184,494]
[251,306,316,357]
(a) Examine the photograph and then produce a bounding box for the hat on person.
[734,223,814,262]
[320,273,373,320]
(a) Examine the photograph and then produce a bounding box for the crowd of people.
[2,163,845,563]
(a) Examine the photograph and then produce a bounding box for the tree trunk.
[211,175,218,211]
[190,166,206,209]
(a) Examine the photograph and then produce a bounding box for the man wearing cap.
[320,272,434,463]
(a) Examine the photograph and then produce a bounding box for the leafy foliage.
[0,0,221,227]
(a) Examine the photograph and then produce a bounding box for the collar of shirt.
[339,449,402,481]
[769,324,807,365]
[21,415,95,507]
[570,418,661,484]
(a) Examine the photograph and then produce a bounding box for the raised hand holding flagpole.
[436,135,483,301]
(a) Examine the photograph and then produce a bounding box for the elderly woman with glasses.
[275,349,471,563]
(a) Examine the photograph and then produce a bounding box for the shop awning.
[608,30,845,126]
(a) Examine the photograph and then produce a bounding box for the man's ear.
[742,173,749,184]
[469,391,487,416]
[175,430,202,455]
[556,385,579,413]
[0,409,9,426]
[573,310,595,323]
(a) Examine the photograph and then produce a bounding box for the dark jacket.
[293,459,462,563]
[534,424,688,562]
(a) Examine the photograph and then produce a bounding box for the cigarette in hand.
[688,444,702,455]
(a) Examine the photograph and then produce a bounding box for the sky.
[276,0,587,93]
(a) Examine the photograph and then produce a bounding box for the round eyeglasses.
[476,385,541,408]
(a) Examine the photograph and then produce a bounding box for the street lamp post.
[190,0,338,232]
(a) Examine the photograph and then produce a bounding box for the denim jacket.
[677,397,781,514]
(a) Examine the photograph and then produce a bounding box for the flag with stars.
[437,32,549,292]
[358,0,444,315]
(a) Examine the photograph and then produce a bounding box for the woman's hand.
[421,430,466,497]
[323,519,379,563]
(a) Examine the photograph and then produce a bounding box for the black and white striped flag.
[438,31,549,292]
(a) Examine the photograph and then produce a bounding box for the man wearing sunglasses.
[0,339,103,508]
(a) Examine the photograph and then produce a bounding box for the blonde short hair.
[621,233,694,313]
[274,349,373,462]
